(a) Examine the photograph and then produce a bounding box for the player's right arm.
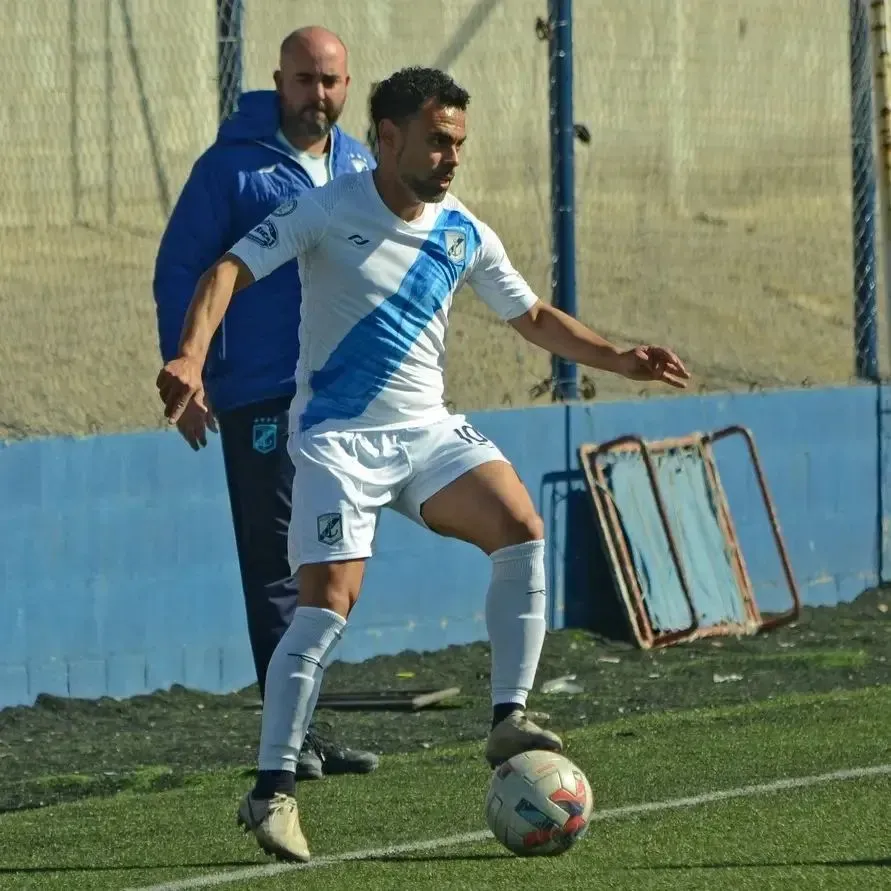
[152,155,233,366]
[156,195,328,424]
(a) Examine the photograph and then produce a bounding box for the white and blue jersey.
[228,171,538,435]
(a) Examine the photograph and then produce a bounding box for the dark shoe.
[294,741,324,781]
[297,724,379,778]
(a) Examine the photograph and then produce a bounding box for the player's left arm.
[510,301,689,388]
[468,224,690,389]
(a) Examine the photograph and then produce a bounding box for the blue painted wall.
[0,384,883,708]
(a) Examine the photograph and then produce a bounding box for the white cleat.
[485,711,563,768]
[236,790,311,863]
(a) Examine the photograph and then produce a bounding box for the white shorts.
[286,414,510,570]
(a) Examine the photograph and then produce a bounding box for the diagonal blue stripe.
[301,209,481,431]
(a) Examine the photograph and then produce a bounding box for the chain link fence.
[0,0,880,439]
[567,0,880,402]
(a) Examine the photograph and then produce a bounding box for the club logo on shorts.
[445,230,466,263]
[245,220,278,249]
[317,513,344,546]
[251,420,278,454]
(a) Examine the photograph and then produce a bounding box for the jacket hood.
[216,90,283,143]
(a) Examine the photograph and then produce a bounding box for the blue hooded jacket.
[152,90,375,413]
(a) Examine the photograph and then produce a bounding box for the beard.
[283,103,341,140]
[404,172,454,203]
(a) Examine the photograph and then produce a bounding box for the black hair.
[369,67,470,131]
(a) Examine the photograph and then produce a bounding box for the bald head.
[279,26,347,68]
[274,26,350,151]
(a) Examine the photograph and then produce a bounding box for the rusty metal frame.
[702,425,802,631]
[578,425,800,650]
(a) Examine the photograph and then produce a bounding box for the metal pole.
[217,0,244,123]
[869,0,891,377]
[548,0,578,400]
[851,0,879,380]
[105,0,114,223]
[69,0,81,223]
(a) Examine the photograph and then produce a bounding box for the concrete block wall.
[0,384,883,708]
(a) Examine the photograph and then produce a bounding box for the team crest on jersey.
[245,220,278,249]
[272,199,298,217]
[317,513,344,546]
[445,230,466,263]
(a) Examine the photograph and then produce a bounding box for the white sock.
[257,606,346,772]
[486,540,547,708]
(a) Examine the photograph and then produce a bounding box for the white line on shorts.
[129,763,891,891]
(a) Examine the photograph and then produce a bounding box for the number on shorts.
[454,424,490,446]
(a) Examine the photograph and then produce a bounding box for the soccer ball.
[485,750,594,857]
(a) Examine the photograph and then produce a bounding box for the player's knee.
[296,564,363,619]
[499,511,545,549]
[297,586,348,618]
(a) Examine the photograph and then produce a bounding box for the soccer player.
[156,66,690,862]
[152,26,378,781]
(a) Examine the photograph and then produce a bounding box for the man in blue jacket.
[152,26,378,780]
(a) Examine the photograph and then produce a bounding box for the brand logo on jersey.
[317,512,344,546]
[272,199,298,217]
[445,230,466,263]
[251,420,278,454]
[350,153,370,172]
[348,233,370,246]
[245,220,278,249]
[258,164,277,174]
